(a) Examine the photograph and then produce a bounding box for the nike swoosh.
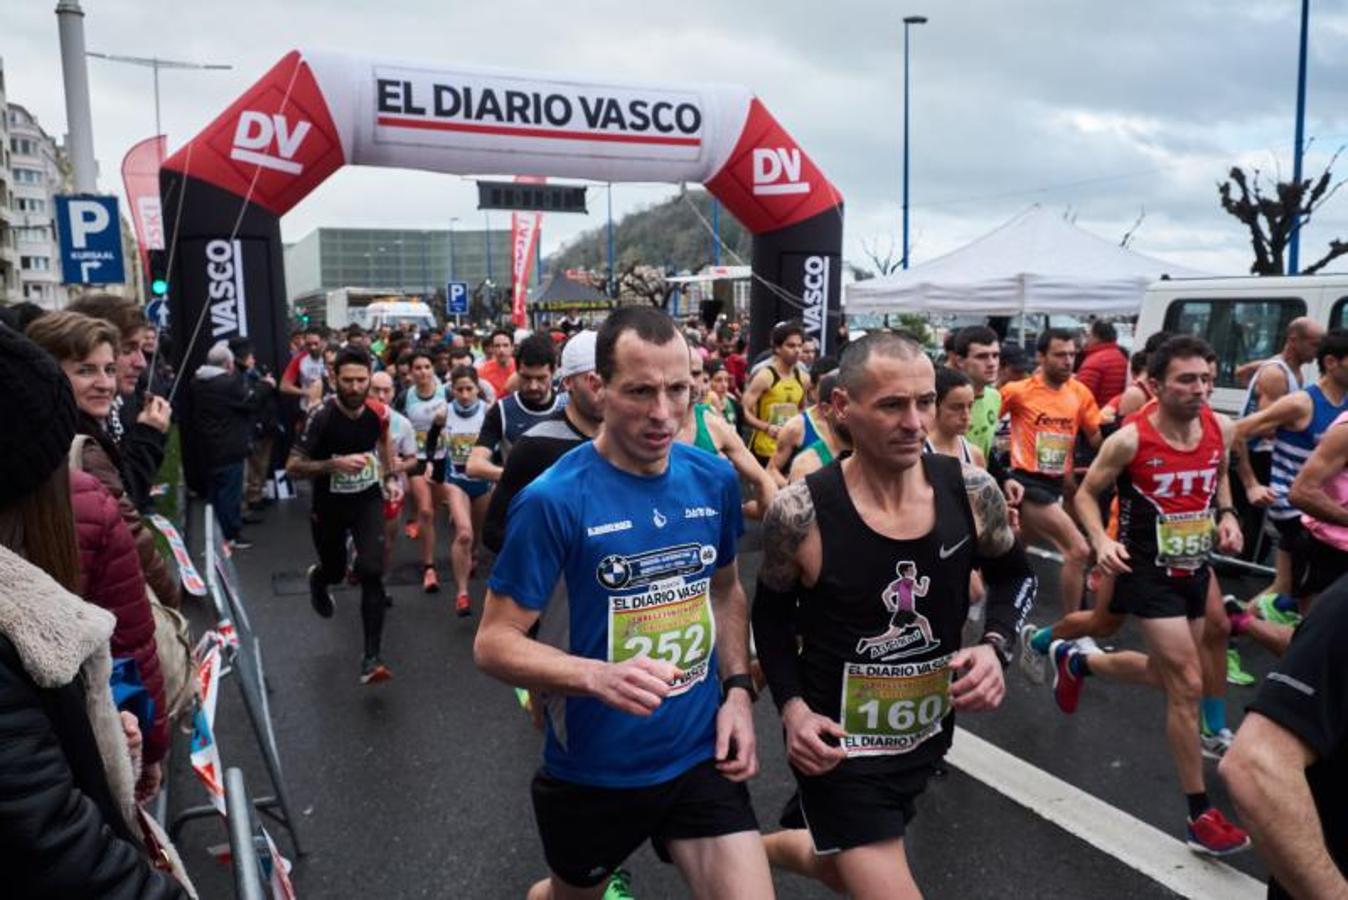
[939,536,970,559]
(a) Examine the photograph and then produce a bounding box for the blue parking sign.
[55,195,126,285]
[447,281,469,315]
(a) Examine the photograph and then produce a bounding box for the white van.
[1135,274,1348,414]
[349,300,437,333]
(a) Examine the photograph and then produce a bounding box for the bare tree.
[1218,148,1348,274]
[860,234,903,277]
[617,262,679,309]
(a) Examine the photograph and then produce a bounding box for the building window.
[16,197,45,213]
[13,167,42,185]
[10,137,37,156]
[20,255,50,271]
[1163,298,1307,388]
[15,226,48,243]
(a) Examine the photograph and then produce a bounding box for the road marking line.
[947,727,1265,900]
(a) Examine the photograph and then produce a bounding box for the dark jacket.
[189,365,257,468]
[1077,340,1129,408]
[75,417,182,610]
[114,392,168,514]
[0,546,188,899]
[71,469,169,765]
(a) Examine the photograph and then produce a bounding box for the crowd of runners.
[3,294,1346,898]
[258,305,1347,898]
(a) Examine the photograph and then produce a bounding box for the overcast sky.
[7,0,1348,277]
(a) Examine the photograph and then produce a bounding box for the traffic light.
[147,249,169,299]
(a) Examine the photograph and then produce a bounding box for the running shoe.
[455,592,472,617]
[1254,592,1301,627]
[359,656,393,685]
[1018,623,1048,685]
[1225,647,1256,686]
[1200,727,1236,760]
[1074,636,1104,656]
[230,538,254,550]
[308,564,335,618]
[404,521,420,540]
[603,869,634,900]
[1186,808,1251,856]
[1050,640,1084,715]
[422,566,440,594]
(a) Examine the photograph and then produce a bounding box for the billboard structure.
[161,49,843,379]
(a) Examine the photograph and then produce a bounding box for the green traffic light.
[151,278,169,296]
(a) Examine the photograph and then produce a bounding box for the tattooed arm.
[752,481,848,774]
[964,464,1037,645]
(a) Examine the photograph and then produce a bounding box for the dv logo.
[230,111,312,175]
[752,147,810,196]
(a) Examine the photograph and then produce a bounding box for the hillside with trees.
[546,189,752,276]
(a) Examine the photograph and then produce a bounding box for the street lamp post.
[901,14,927,270]
[1288,0,1311,275]
[86,51,231,161]
[449,217,459,282]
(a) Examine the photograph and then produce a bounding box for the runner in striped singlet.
[1236,330,1348,611]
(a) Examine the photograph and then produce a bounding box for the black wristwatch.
[1217,506,1239,521]
[980,632,1013,669]
[722,673,757,704]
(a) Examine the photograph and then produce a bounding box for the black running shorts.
[530,759,759,888]
[780,764,933,855]
[1271,515,1306,551]
[1109,565,1209,620]
[1009,470,1064,505]
[1293,531,1348,599]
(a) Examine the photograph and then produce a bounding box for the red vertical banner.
[510,175,545,328]
[121,135,168,282]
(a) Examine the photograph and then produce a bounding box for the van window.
[1332,297,1348,331]
[1163,298,1306,388]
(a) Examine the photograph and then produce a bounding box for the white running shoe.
[1201,727,1235,760]
[1018,623,1048,685]
[1075,636,1104,656]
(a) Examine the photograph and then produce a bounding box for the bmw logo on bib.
[597,555,631,590]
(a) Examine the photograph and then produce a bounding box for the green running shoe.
[1254,593,1302,627]
[1225,647,1256,686]
[603,868,635,900]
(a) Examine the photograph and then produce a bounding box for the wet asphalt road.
[164,495,1275,899]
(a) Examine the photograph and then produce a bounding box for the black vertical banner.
[748,206,844,360]
[161,170,289,490]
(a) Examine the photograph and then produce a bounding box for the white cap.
[558,330,598,380]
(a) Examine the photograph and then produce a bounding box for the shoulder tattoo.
[760,480,815,590]
[963,465,1014,557]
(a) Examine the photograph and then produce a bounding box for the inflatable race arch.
[161,49,844,378]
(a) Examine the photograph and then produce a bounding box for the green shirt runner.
[966,384,1001,459]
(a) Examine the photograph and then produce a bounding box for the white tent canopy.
[845,206,1210,316]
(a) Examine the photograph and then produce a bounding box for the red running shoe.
[1050,640,1085,715]
[422,566,440,594]
[455,592,472,617]
[1186,808,1251,856]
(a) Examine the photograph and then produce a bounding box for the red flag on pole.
[121,136,167,283]
[510,176,545,328]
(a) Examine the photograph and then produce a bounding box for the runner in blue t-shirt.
[476,307,773,900]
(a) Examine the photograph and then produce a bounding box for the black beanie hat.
[0,324,78,506]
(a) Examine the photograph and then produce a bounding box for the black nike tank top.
[800,453,976,773]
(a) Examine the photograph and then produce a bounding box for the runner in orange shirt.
[1001,328,1102,615]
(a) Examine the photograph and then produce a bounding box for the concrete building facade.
[283,225,533,308]
[0,58,16,304]
[8,103,72,309]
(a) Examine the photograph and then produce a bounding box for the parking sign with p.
[55,195,126,285]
